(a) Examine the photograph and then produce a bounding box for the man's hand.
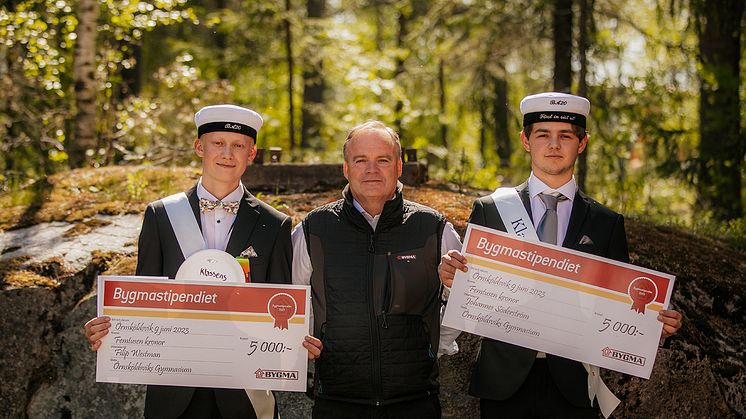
[303,335,323,360]
[438,250,468,288]
[658,309,683,339]
[84,316,111,352]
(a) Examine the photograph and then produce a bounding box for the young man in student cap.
[438,92,683,418]
[84,104,321,419]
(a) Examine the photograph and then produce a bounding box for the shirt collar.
[352,195,396,218]
[352,191,398,221]
[528,172,577,201]
[196,177,245,202]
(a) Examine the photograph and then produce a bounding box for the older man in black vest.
[292,121,462,419]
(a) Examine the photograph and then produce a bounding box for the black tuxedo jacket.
[136,185,292,419]
[468,182,629,407]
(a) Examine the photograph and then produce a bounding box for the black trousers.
[144,388,222,419]
[479,359,597,419]
[312,395,441,419]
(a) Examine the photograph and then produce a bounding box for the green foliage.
[1,0,743,224]
[0,0,196,183]
[254,192,288,212]
[126,169,149,202]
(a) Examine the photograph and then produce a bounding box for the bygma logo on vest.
[255,369,299,380]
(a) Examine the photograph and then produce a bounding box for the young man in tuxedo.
[438,92,683,418]
[84,104,321,419]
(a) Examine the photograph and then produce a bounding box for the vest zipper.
[381,252,392,329]
[367,230,383,404]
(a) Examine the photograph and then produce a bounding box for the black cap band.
[523,111,586,128]
[198,122,258,141]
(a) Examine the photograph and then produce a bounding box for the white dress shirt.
[528,173,576,358]
[196,178,244,251]
[527,173,577,246]
[291,197,462,356]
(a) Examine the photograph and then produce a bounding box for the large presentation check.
[96,276,310,391]
[443,224,675,379]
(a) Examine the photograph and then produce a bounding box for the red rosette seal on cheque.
[267,293,297,330]
[628,276,658,314]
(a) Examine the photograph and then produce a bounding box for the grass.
[0,166,202,231]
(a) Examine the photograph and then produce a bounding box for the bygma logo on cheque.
[601,347,646,366]
[255,368,299,380]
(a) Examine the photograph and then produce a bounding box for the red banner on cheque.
[103,280,307,315]
[465,227,670,305]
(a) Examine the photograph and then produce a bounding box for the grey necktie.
[537,193,567,245]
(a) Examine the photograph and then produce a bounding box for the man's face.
[521,122,587,180]
[343,130,403,206]
[194,131,257,186]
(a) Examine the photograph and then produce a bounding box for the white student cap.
[520,92,590,128]
[194,104,264,141]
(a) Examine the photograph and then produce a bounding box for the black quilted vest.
[304,185,445,405]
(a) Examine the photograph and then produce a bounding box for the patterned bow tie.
[199,198,240,214]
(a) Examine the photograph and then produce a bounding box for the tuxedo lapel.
[225,187,261,256]
[185,186,202,231]
[562,190,590,247]
[516,181,533,221]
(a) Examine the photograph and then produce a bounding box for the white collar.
[196,178,244,202]
[351,190,397,217]
[528,172,577,201]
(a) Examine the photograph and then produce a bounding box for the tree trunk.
[493,76,510,168]
[478,95,488,161]
[214,0,228,79]
[393,0,428,137]
[285,0,296,151]
[552,0,573,93]
[576,0,591,191]
[692,0,744,220]
[118,43,141,99]
[438,59,448,169]
[374,0,384,52]
[300,0,326,150]
[393,6,408,135]
[70,0,99,168]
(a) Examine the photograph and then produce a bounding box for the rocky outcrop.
[0,252,145,418]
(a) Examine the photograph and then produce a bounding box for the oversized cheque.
[443,224,675,379]
[96,276,310,391]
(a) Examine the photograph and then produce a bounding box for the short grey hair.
[342,120,402,161]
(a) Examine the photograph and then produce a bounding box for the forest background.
[1,0,744,241]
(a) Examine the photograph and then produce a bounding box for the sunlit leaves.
[0,0,196,184]
[1,1,76,94]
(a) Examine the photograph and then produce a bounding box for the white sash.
[491,187,620,418]
[162,192,276,419]
[490,188,539,242]
[161,192,207,260]
[246,389,277,419]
